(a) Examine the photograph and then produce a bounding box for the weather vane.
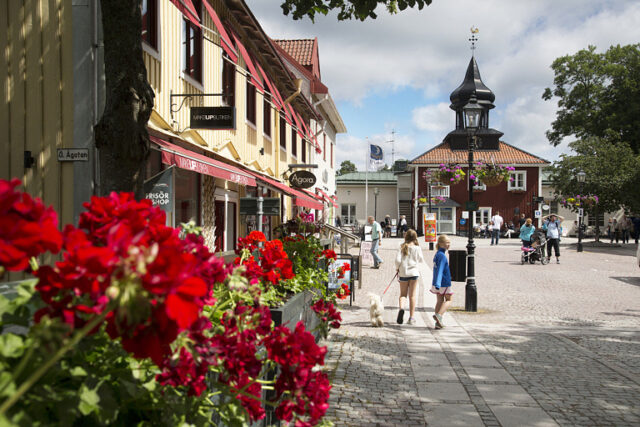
[469,26,479,55]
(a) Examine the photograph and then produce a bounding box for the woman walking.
[394,230,424,325]
[431,235,452,329]
[519,218,535,247]
[543,214,564,263]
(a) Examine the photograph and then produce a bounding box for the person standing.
[520,218,535,247]
[490,211,504,245]
[430,235,452,329]
[384,214,392,238]
[632,216,640,244]
[543,214,563,263]
[394,229,424,325]
[619,214,630,244]
[399,215,408,237]
[336,216,342,228]
[608,218,617,243]
[368,216,384,269]
[518,213,526,229]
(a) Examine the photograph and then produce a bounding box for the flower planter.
[270,290,321,338]
[480,175,505,187]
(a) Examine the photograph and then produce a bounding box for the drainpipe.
[283,79,303,105]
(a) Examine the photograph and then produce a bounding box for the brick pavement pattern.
[323,236,640,426]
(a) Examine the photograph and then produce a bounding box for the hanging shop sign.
[239,198,280,216]
[289,170,317,189]
[190,106,235,130]
[143,167,174,226]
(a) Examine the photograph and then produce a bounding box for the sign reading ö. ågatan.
[190,106,235,130]
[289,170,316,189]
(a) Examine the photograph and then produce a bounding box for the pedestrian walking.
[394,229,424,325]
[619,214,630,244]
[543,214,563,263]
[336,216,342,228]
[520,218,535,247]
[608,218,617,243]
[399,215,408,237]
[490,211,504,245]
[368,216,384,269]
[631,216,640,244]
[430,235,452,329]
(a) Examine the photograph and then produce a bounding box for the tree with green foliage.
[280,0,432,21]
[549,137,640,241]
[337,160,357,176]
[543,44,640,154]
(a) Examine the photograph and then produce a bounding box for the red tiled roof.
[273,39,314,66]
[411,141,550,165]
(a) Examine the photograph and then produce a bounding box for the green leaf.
[70,366,88,377]
[78,383,101,415]
[0,333,25,358]
[0,371,16,398]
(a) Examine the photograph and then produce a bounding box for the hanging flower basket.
[471,162,515,187]
[561,195,599,210]
[431,164,466,185]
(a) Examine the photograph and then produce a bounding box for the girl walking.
[431,235,452,329]
[394,229,424,325]
[519,218,535,247]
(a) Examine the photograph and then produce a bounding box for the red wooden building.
[408,56,550,235]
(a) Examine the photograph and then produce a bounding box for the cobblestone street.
[324,236,640,426]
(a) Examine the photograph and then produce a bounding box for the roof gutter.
[283,79,303,105]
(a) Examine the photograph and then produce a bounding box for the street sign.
[57,148,89,162]
[289,170,317,189]
[462,211,469,219]
[535,210,542,218]
[460,218,466,225]
[239,198,280,216]
[144,167,174,226]
[578,208,584,217]
[465,201,478,211]
[190,106,235,130]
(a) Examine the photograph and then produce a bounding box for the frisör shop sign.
[289,170,316,189]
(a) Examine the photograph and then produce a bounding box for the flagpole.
[365,138,369,222]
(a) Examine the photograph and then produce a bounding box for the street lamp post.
[374,187,380,220]
[577,170,586,252]
[462,94,483,312]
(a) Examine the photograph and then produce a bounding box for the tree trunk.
[95,0,155,197]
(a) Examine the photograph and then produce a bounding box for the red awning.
[151,136,256,187]
[170,0,201,28]
[232,34,265,92]
[245,171,323,211]
[257,64,284,110]
[317,188,338,208]
[202,0,238,63]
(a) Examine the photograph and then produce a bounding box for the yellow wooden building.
[1,0,344,253]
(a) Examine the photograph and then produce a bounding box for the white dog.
[368,294,385,327]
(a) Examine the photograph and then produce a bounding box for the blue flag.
[369,144,384,171]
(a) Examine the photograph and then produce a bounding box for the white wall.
[336,184,397,225]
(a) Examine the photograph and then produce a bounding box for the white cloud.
[335,132,417,171]
[246,0,640,168]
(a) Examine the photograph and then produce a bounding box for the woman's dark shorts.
[399,276,418,281]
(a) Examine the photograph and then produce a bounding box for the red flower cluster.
[34,192,227,366]
[336,262,351,279]
[237,230,267,253]
[0,179,62,272]
[320,249,337,261]
[336,283,350,300]
[311,299,342,329]
[236,236,294,286]
[263,322,331,425]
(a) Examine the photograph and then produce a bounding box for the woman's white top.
[394,244,425,277]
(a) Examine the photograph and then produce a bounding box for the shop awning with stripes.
[151,136,257,187]
[316,188,338,208]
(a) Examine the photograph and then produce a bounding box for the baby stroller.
[521,230,549,265]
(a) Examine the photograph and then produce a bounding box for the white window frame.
[430,184,450,198]
[341,203,357,225]
[508,171,526,191]
[470,174,486,191]
[473,207,492,226]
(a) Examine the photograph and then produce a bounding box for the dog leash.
[381,272,399,295]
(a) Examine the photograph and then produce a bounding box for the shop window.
[323,134,326,161]
[279,117,286,149]
[291,128,297,157]
[222,52,235,107]
[302,139,306,162]
[508,171,526,191]
[174,168,200,226]
[263,91,271,137]
[182,0,202,82]
[141,0,158,50]
[246,81,256,125]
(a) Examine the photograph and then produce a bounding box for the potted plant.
[431,164,466,185]
[471,161,515,187]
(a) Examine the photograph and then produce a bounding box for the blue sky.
[247,0,640,170]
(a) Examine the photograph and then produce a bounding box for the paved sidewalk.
[323,237,640,426]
